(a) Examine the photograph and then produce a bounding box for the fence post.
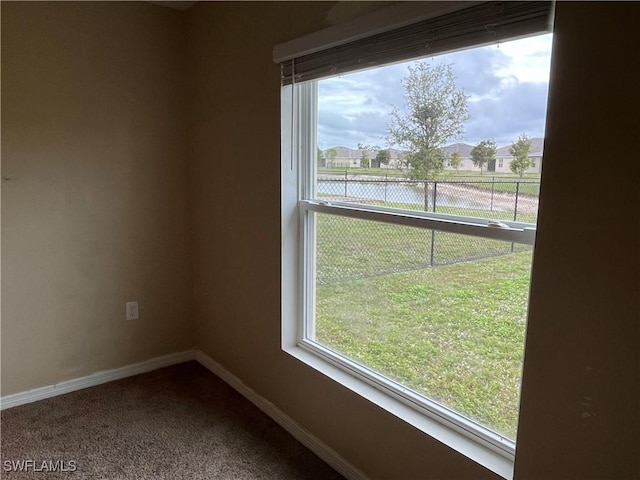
[344,170,348,197]
[423,180,429,211]
[513,181,520,221]
[430,181,437,266]
[511,181,521,253]
[432,181,437,213]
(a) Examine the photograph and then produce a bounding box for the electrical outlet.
[126,301,139,320]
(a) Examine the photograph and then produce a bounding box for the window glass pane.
[317,177,539,222]
[316,34,552,226]
[313,212,532,439]
[306,33,553,441]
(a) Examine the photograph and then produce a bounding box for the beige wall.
[1,2,193,394]
[188,2,638,479]
[1,1,638,479]
[187,3,494,479]
[514,3,639,478]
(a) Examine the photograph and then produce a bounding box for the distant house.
[324,146,363,168]
[494,138,544,174]
[322,146,404,169]
[443,138,544,174]
[323,139,544,174]
[443,143,475,170]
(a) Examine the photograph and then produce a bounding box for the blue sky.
[317,34,553,150]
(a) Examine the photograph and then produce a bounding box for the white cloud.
[495,34,553,83]
[317,34,553,150]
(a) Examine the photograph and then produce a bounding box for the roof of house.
[496,137,544,157]
[442,143,473,156]
[324,146,404,159]
[324,138,545,159]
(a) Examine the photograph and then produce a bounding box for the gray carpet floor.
[0,361,345,479]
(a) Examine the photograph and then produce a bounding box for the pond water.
[317,179,501,211]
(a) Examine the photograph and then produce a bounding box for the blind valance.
[281,1,553,85]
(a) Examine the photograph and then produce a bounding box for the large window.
[279,2,553,475]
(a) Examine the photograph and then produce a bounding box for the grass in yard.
[314,213,534,439]
[364,199,539,224]
[438,170,540,184]
[316,213,532,284]
[447,177,540,196]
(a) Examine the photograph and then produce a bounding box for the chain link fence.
[316,173,540,285]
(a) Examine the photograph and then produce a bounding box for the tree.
[317,147,326,168]
[375,149,391,167]
[509,134,532,177]
[387,62,469,209]
[360,151,370,169]
[470,139,497,174]
[326,148,337,167]
[404,148,447,180]
[357,143,371,169]
[449,151,463,172]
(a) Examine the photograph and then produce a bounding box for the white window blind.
[281,1,553,85]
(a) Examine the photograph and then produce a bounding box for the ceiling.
[149,1,198,11]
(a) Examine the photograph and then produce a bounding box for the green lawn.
[442,177,540,196]
[316,198,538,235]
[314,213,534,439]
[370,199,538,224]
[438,170,540,181]
[446,177,540,196]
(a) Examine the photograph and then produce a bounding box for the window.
[279,2,552,476]
[499,159,504,168]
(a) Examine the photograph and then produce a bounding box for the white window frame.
[278,3,552,476]
[282,80,537,478]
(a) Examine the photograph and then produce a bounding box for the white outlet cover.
[126,301,139,320]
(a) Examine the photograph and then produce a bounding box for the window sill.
[283,342,515,480]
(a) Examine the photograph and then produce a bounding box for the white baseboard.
[194,349,369,480]
[0,350,195,410]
